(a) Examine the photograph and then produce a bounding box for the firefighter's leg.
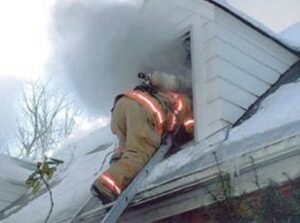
[92,97,127,203]
[93,97,161,202]
[107,97,161,189]
[110,98,127,163]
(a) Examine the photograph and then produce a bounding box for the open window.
[144,30,194,152]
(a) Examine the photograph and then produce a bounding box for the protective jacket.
[92,88,194,202]
[125,90,193,135]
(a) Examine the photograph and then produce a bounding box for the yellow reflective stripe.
[101,174,122,195]
[168,113,177,131]
[132,92,164,125]
[175,99,183,113]
[125,91,165,135]
[184,118,194,127]
[168,92,183,114]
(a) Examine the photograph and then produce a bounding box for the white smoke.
[50,0,191,116]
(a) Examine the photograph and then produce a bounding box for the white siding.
[207,99,245,125]
[215,8,298,66]
[204,37,282,84]
[196,6,299,140]
[190,3,298,141]
[140,0,299,142]
[206,57,270,96]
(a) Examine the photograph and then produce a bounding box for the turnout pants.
[95,97,161,200]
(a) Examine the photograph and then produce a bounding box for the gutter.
[203,0,300,57]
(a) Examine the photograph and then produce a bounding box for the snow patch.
[0,155,31,182]
[228,80,300,142]
[281,22,300,49]
[2,126,115,223]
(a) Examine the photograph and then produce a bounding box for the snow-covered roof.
[211,0,300,53]
[3,64,300,222]
[145,76,300,186]
[0,155,34,214]
[2,1,300,221]
[1,127,115,223]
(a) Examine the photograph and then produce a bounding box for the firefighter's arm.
[182,94,194,135]
[183,116,194,135]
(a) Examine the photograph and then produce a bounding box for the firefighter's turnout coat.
[93,88,194,201]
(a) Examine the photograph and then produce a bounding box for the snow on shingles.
[0,155,31,182]
[228,80,300,142]
[5,80,300,221]
[214,0,300,51]
[144,80,300,186]
[2,126,115,223]
[141,141,219,189]
[143,144,197,185]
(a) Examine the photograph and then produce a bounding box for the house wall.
[139,0,215,142]
[199,7,299,140]
[139,0,299,142]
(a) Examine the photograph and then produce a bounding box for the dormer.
[139,0,299,144]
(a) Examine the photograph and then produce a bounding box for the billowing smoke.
[50,0,191,116]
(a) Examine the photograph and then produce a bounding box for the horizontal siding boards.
[207,120,230,136]
[207,77,257,109]
[192,2,298,140]
[206,99,221,124]
[215,7,299,66]
[217,99,246,124]
[207,98,246,125]
[207,57,271,96]
[204,21,290,73]
[214,23,289,73]
[211,38,281,84]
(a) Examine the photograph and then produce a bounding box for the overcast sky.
[0,0,299,151]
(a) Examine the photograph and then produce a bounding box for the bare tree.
[16,80,80,159]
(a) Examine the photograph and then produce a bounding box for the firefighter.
[91,71,194,204]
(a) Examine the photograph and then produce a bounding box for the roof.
[80,63,300,221]
[4,61,300,222]
[0,155,34,217]
[235,60,300,126]
[2,1,300,222]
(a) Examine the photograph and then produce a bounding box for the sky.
[0,0,299,152]
[0,0,55,81]
[0,0,56,147]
